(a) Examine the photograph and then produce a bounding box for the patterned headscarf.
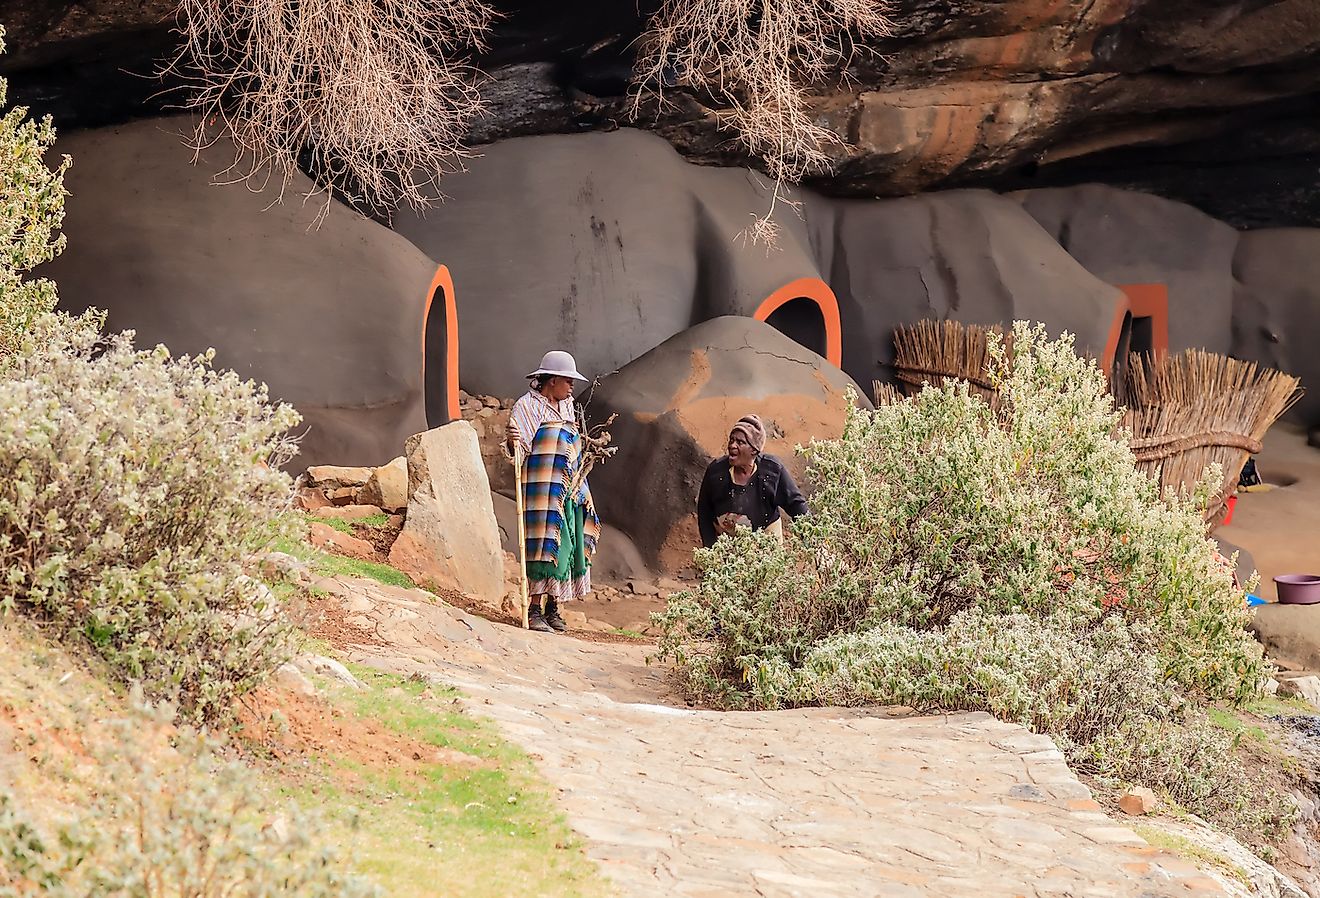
[730,414,766,454]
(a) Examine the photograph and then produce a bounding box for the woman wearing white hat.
[504,351,602,632]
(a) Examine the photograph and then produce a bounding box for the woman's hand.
[505,418,521,448]
[716,513,750,536]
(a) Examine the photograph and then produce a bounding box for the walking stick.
[512,442,532,629]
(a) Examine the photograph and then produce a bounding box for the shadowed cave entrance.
[762,296,828,359]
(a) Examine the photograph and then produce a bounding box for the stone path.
[318,574,1235,897]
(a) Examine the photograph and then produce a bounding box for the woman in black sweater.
[696,414,809,548]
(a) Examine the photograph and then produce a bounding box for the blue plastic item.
[1247,594,1269,607]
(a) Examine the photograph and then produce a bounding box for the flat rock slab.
[332,576,1226,897]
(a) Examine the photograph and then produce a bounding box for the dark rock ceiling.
[0,0,1316,228]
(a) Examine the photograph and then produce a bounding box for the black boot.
[527,603,553,632]
[544,598,568,632]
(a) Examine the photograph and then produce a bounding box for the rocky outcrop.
[816,188,1126,390]
[590,316,870,571]
[388,421,504,603]
[4,0,1317,226]
[1231,229,1320,429]
[43,118,436,468]
[393,129,1127,398]
[1016,185,1240,355]
[1250,605,1320,671]
[359,457,408,513]
[391,129,829,400]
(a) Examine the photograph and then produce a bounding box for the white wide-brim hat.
[527,350,588,382]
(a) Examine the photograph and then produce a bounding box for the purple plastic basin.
[1276,575,1320,605]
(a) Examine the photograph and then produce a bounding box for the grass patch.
[1206,707,1270,746]
[312,552,415,590]
[308,513,393,534]
[268,533,416,591]
[309,515,356,534]
[1250,695,1317,718]
[1133,825,1249,886]
[612,628,647,640]
[278,667,608,898]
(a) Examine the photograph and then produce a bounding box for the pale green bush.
[0,326,302,722]
[0,25,71,368]
[0,30,301,722]
[0,703,377,897]
[656,323,1290,840]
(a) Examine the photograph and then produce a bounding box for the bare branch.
[169,0,497,220]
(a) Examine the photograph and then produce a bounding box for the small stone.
[273,663,316,698]
[586,619,614,632]
[1117,787,1157,816]
[328,486,360,506]
[307,521,376,561]
[294,655,365,690]
[313,503,384,520]
[1265,678,1279,695]
[293,486,331,511]
[482,396,500,409]
[360,456,408,512]
[1277,674,1320,707]
[500,398,514,410]
[563,610,589,628]
[264,814,292,844]
[476,407,495,418]
[304,465,374,489]
[628,579,661,596]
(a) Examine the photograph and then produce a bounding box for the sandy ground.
[1219,423,1320,600]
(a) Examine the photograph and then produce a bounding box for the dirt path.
[315,573,1236,897]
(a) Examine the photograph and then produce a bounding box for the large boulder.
[388,422,504,603]
[589,316,870,572]
[1250,605,1320,671]
[44,116,437,467]
[1015,185,1240,355]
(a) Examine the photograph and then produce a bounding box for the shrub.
[0,35,302,722]
[655,322,1292,840]
[0,25,70,367]
[0,327,302,722]
[0,702,377,897]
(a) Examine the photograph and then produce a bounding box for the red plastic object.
[1221,494,1237,526]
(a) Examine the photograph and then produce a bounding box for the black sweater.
[696,453,809,548]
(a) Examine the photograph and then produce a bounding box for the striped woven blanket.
[522,421,601,565]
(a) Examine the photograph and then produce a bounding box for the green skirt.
[526,499,592,600]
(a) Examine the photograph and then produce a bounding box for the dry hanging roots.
[171,0,496,220]
[633,0,891,183]
[633,0,892,245]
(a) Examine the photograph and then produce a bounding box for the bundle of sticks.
[883,319,1007,408]
[1120,350,1301,521]
[878,318,1303,526]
